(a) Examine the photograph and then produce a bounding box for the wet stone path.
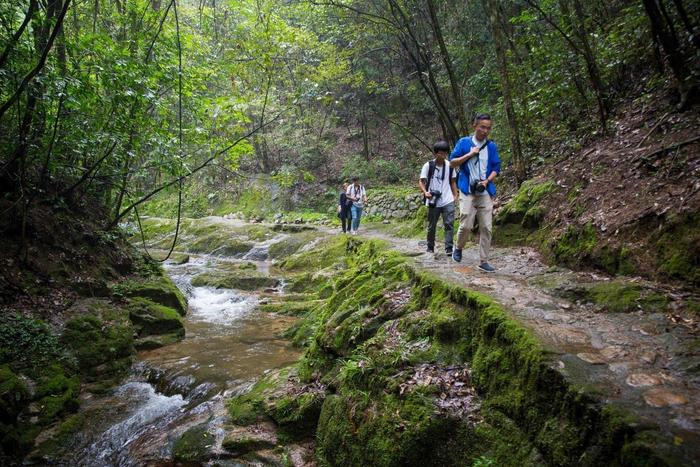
[357,226,700,459]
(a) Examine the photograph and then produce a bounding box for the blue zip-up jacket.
[449,136,501,197]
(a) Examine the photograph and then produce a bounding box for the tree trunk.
[559,0,608,130]
[670,0,700,48]
[426,0,467,135]
[486,0,526,184]
[642,0,695,108]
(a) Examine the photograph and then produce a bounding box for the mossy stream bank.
[222,232,694,466]
[5,215,695,465]
[0,267,188,463]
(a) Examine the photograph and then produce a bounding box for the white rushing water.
[83,382,186,466]
[187,286,259,325]
[70,246,300,465]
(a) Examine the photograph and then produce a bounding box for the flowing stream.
[66,246,300,466]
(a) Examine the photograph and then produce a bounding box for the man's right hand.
[425,192,433,199]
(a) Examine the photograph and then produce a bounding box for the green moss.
[236,224,274,241]
[31,413,86,460]
[551,222,597,266]
[134,332,184,350]
[127,298,185,337]
[496,180,555,227]
[0,365,29,422]
[268,231,319,259]
[115,275,187,315]
[221,434,275,453]
[62,315,133,377]
[589,282,642,312]
[190,271,279,291]
[586,282,668,313]
[185,233,253,256]
[227,368,291,425]
[168,252,190,265]
[535,418,583,465]
[655,214,700,285]
[269,391,324,441]
[687,300,700,317]
[0,314,64,374]
[317,391,471,466]
[278,235,350,271]
[491,223,533,247]
[172,423,214,462]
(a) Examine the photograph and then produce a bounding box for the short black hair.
[474,113,492,124]
[352,176,359,181]
[433,140,450,153]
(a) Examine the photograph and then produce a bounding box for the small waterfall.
[188,286,258,325]
[81,382,186,466]
[66,233,301,465]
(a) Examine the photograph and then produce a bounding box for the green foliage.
[0,314,66,374]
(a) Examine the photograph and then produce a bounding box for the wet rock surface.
[360,226,700,457]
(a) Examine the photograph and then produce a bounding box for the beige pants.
[456,194,493,263]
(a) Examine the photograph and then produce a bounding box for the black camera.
[428,190,441,206]
[471,182,486,194]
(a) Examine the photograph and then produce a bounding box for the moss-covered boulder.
[117,275,188,316]
[35,365,80,425]
[172,423,214,463]
[496,179,555,227]
[133,332,184,351]
[227,367,325,441]
[317,390,475,466]
[0,314,86,458]
[227,369,292,426]
[191,271,279,291]
[268,231,319,259]
[167,253,190,265]
[277,235,352,272]
[61,315,133,379]
[654,213,700,286]
[221,433,276,454]
[127,298,185,337]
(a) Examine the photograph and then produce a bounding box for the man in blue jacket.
[449,114,501,272]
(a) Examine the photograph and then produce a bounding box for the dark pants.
[427,202,455,251]
[339,209,351,232]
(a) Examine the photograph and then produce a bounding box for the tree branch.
[0,0,72,122]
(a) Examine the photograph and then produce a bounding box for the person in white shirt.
[346,177,368,234]
[419,140,458,254]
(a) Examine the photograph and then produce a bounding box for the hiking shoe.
[445,248,453,255]
[426,247,434,253]
[478,262,496,273]
[452,248,462,262]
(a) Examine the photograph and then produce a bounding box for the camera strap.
[426,160,451,190]
[473,139,490,180]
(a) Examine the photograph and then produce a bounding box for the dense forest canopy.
[0,0,697,227]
